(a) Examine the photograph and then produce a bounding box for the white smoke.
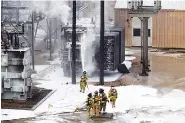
[79,1,115,76]
[81,28,97,75]
[32,0,71,25]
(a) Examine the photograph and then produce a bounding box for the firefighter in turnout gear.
[99,88,109,114]
[108,86,118,108]
[92,91,100,117]
[80,71,88,93]
[86,93,93,117]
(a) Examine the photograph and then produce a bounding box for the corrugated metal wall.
[152,10,185,48]
[114,9,132,47]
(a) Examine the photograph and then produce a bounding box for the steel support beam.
[140,17,149,76]
[100,1,104,85]
[72,1,76,84]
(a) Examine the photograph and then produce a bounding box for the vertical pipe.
[72,1,76,84]
[100,1,104,85]
[31,10,35,70]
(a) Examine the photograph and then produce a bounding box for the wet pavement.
[127,49,185,90]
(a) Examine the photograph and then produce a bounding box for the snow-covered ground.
[2,56,185,123]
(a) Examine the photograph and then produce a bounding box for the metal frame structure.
[127,0,161,76]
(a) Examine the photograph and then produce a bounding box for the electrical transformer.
[61,24,126,77]
[94,31,120,71]
[61,26,87,77]
[1,48,33,100]
[1,24,33,100]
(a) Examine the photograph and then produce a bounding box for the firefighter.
[86,93,93,117]
[99,88,109,114]
[108,86,118,108]
[92,91,100,117]
[80,71,88,93]
[80,77,88,93]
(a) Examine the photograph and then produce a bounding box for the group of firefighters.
[79,71,118,117]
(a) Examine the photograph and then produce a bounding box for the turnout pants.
[92,104,100,116]
[80,85,85,93]
[100,103,106,112]
[87,105,92,116]
[110,99,116,108]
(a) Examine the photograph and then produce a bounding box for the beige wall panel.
[114,9,132,47]
[152,10,185,48]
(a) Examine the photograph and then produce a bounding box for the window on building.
[133,28,140,36]
[133,28,151,37]
[148,29,151,37]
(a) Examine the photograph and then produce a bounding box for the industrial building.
[114,1,185,48]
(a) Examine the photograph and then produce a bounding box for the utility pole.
[100,1,104,85]
[31,10,35,70]
[72,1,76,84]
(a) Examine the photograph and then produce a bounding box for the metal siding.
[152,10,185,48]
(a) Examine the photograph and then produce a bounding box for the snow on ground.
[125,56,136,61]
[2,57,185,122]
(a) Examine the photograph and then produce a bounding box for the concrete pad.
[1,88,55,110]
